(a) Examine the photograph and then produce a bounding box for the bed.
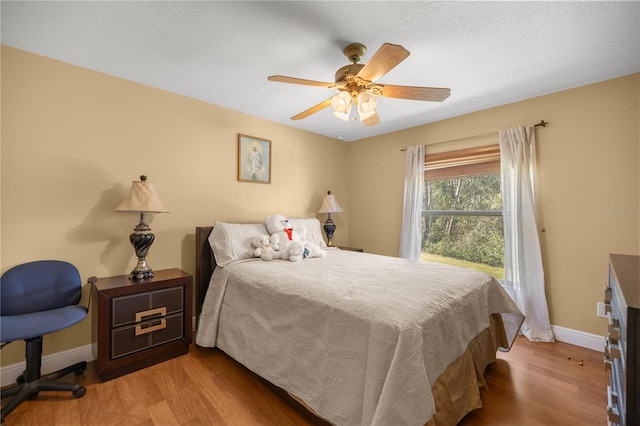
[194,220,524,426]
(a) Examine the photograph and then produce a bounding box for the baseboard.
[1,343,97,387]
[1,326,604,386]
[2,315,198,386]
[552,325,604,352]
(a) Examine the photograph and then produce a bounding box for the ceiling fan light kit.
[329,90,378,124]
[268,42,451,127]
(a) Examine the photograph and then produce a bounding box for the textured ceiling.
[2,1,639,141]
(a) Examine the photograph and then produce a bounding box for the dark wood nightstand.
[338,246,364,252]
[93,268,192,381]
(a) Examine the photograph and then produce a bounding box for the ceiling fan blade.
[356,43,410,82]
[378,84,451,102]
[268,75,335,88]
[291,98,333,120]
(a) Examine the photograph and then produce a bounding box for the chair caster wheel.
[74,368,86,376]
[16,374,25,384]
[73,386,86,398]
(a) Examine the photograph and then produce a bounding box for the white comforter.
[196,249,523,426]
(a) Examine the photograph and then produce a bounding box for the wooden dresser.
[604,254,639,426]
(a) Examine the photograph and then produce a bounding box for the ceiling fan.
[268,42,451,127]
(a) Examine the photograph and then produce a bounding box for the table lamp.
[317,190,343,247]
[115,175,169,279]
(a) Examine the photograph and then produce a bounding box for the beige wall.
[2,45,638,368]
[347,73,640,337]
[0,46,349,366]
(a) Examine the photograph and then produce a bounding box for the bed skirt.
[427,315,504,426]
[287,313,506,426]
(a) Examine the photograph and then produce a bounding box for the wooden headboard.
[195,226,216,320]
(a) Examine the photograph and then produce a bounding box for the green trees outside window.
[422,173,504,278]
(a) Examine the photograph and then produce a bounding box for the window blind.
[425,144,500,180]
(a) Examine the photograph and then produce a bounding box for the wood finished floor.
[2,336,609,425]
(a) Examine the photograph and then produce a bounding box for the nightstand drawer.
[112,286,183,327]
[112,312,184,359]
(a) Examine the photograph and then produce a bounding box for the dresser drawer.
[610,357,625,425]
[112,286,183,327]
[112,312,184,359]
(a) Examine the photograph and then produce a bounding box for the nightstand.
[93,268,192,381]
[338,246,364,252]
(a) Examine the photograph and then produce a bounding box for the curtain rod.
[400,120,548,151]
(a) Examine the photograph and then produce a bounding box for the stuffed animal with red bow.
[265,214,307,251]
[265,214,327,260]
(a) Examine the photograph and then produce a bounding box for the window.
[422,145,504,278]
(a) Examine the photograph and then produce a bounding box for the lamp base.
[128,215,156,280]
[323,213,336,247]
[129,263,154,280]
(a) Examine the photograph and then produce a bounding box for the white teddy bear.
[265,214,327,260]
[250,235,270,257]
[265,214,306,249]
[284,240,307,262]
[250,234,281,261]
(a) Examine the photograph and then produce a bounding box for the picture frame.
[237,134,271,184]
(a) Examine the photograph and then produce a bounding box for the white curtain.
[500,126,554,342]
[400,145,425,260]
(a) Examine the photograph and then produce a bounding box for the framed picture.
[237,134,271,184]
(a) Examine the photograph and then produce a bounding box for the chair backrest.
[1,260,82,316]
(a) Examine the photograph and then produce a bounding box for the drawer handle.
[605,338,621,359]
[135,307,166,322]
[607,386,620,423]
[608,325,621,341]
[607,312,619,329]
[608,312,621,341]
[135,319,166,336]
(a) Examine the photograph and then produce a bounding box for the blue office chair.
[1,260,88,422]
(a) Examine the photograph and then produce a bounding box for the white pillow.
[288,218,328,248]
[208,222,268,267]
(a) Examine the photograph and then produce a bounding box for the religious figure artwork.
[238,134,271,183]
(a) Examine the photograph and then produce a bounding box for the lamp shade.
[357,91,377,114]
[317,191,344,214]
[115,176,169,214]
[330,91,352,113]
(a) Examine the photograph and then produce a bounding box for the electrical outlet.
[596,302,608,318]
